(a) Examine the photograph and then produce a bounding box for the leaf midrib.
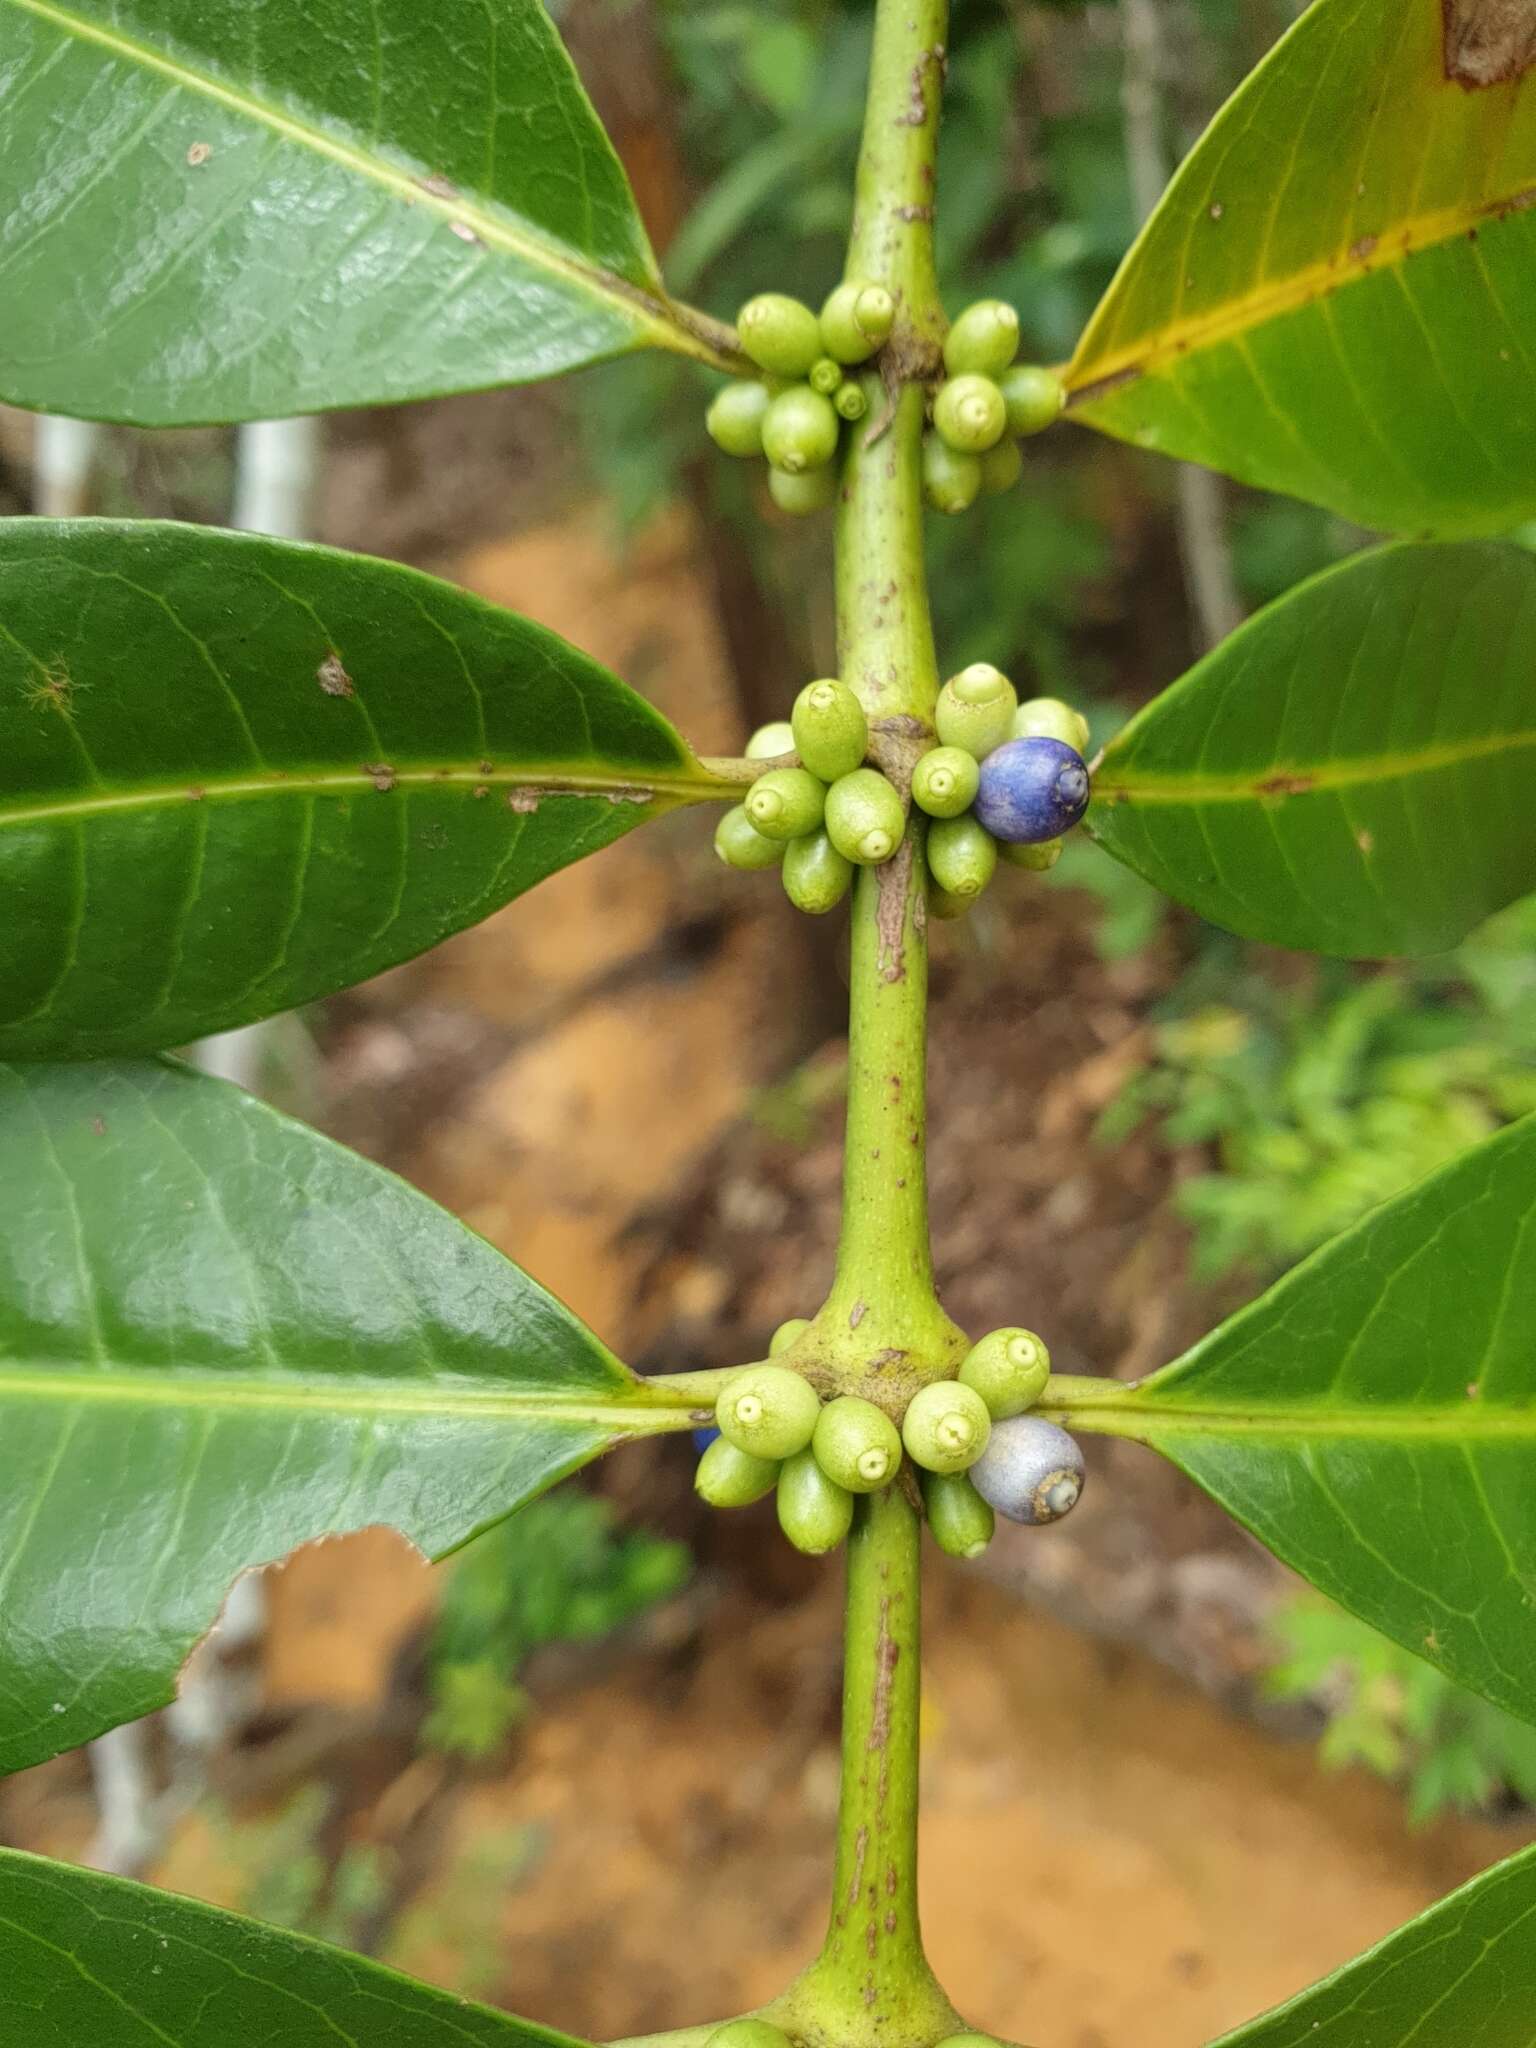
[0,758,733,830]
[1064,178,1536,401]
[1040,1386,1536,1445]
[0,1360,708,1426]
[1093,728,1536,805]
[4,0,689,347]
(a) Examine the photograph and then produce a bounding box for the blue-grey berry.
[973,736,1089,845]
[969,1415,1085,1525]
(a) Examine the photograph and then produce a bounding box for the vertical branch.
[232,416,322,539]
[1121,0,1244,653]
[33,416,102,518]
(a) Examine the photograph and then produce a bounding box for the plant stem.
[780,2,967,2043]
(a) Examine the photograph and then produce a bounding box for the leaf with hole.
[0,1845,591,2046]
[1209,1839,1536,2045]
[1042,1113,1536,1728]
[0,1058,702,1774]
[0,519,734,1059]
[1065,0,1536,536]
[1088,541,1536,958]
[0,0,737,423]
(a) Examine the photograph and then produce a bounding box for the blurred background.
[4,1,1536,2043]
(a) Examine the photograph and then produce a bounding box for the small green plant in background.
[1267,1596,1536,1830]
[1102,895,1536,1282]
[426,1494,691,1761]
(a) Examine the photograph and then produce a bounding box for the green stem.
[780,1,965,2044]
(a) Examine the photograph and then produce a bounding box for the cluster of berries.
[714,668,1092,920]
[714,676,891,914]
[696,1320,1086,1560]
[917,665,1090,915]
[921,298,1063,515]
[706,283,893,514]
[706,285,1063,517]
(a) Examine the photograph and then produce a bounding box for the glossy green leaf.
[1211,1841,1536,2045]
[1065,0,1536,536]
[0,1846,589,2045]
[1088,541,1536,957]
[1042,1114,1536,1727]
[0,519,734,1059]
[0,1059,703,1774]
[0,0,738,424]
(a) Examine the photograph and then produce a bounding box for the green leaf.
[1041,1114,1536,1728]
[0,1845,589,2046]
[0,519,733,1059]
[1210,1841,1536,2045]
[1088,541,1536,958]
[0,1058,703,1774]
[1064,0,1536,536]
[0,0,738,424]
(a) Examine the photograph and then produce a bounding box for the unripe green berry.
[999,835,1063,872]
[715,804,785,871]
[820,280,895,363]
[943,300,1020,377]
[999,364,1065,437]
[777,1449,855,1556]
[925,814,998,902]
[782,830,854,915]
[927,885,975,921]
[922,1472,996,1560]
[979,437,1023,495]
[717,1363,821,1461]
[695,1436,779,1509]
[911,745,980,819]
[745,765,827,841]
[792,677,869,782]
[1014,696,1091,752]
[933,374,1007,454]
[705,379,771,458]
[922,434,981,516]
[902,1380,992,1475]
[934,663,1019,758]
[769,1316,812,1356]
[813,1395,903,1493]
[768,464,837,516]
[762,385,840,475]
[808,356,844,397]
[708,2022,794,2048]
[745,720,795,760]
[737,293,823,378]
[834,382,868,422]
[958,1327,1051,1419]
[824,768,906,866]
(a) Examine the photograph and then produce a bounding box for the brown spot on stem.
[848,1825,868,1907]
[850,1300,868,1330]
[868,1600,899,1753]
[1443,0,1536,86]
[363,763,396,793]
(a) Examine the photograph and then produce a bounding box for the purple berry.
[973,736,1089,845]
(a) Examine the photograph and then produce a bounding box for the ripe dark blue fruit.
[974,736,1089,845]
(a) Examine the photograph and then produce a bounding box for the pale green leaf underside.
[1089,541,1536,957]
[0,1059,702,1775]
[1041,1115,1536,1727]
[1066,0,1536,536]
[0,519,734,1060]
[0,0,736,423]
[0,1847,591,2046]
[1210,1840,1536,2046]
